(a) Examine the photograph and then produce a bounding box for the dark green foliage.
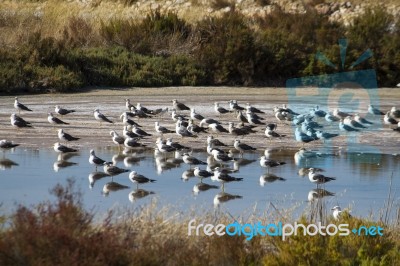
[1,6,400,93]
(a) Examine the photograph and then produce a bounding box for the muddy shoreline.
[1,87,399,155]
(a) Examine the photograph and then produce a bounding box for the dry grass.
[0,180,399,265]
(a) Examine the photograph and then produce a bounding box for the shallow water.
[1,145,399,222]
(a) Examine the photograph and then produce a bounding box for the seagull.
[332,206,352,220]
[190,108,204,121]
[354,113,373,125]
[310,105,326,117]
[228,100,245,112]
[308,168,336,185]
[315,130,339,142]
[233,111,247,124]
[384,111,398,125]
[390,107,400,118]
[103,162,129,177]
[339,120,359,132]
[368,105,385,115]
[171,110,187,122]
[182,153,207,168]
[187,119,208,134]
[246,103,264,114]
[53,142,77,153]
[57,129,79,142]
[233,139,256,156]
[120,113,142,127]
[295,128,317,144]
[199,118,220,127]
[14,97,32,113]
[343,116,366,128]
[193,166,214,179]
[265,128,285,141]
[55,105,75,115]
[228,122,251,136]
[175,121,197,138]
[208,123,229,135]
[332,206,343,220]
[166,138,189,151]
[123,126,139,139]
[129,171,156,188]
[294,147,318,164]
[132,124,152,137]
[246,110,265,125]
[213,167,243,189]
[10,114,32,128]
[211,149,235,165]
[136,102,154,115]
[214,102,230,115]
[0,140,20,151]
[333,108,351,119]
[156,138,176,153]
[155,121,173,135]
[259,156,286,172]
[125,99,135,111]
[207,135,227,147]
[110,130,125,149]
[325,112,340,122]
[172,99,190,111]
[94,109,113,125]
[48,113,69,125]
[89,149,106,170]
[124,137,146,149]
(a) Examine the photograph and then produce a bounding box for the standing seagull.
[14,97,32,114]
[110,130,125,150]
[0,140,20,151]
[58,129,80,142]
[89,149,106,170]
[53,142,78,153]
[103,162,129,178]
[233,139,256,156]
[214,102,230,116]
[48,113,69,125]
[368,105,385,115]
[259,156,286,173]
[94,109,113,125]
[55,105,75,115]
[308,168,336,185]
[155,121,174,136]
[182,153,207,168]
[190,108,204,121]
[172,99,190,111]
[129,171,156,188]
[10,114,32,128]
[384,111,398,125]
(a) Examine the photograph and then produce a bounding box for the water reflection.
[0,157,19,170]
[102,181,129,196]
[1,147,399,220]
[128,189,155,202]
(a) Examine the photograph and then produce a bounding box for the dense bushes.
[0,5,400,94]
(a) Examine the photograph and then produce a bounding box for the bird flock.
[2,96,400,212]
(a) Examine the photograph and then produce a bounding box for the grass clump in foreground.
[0,180,399,265]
